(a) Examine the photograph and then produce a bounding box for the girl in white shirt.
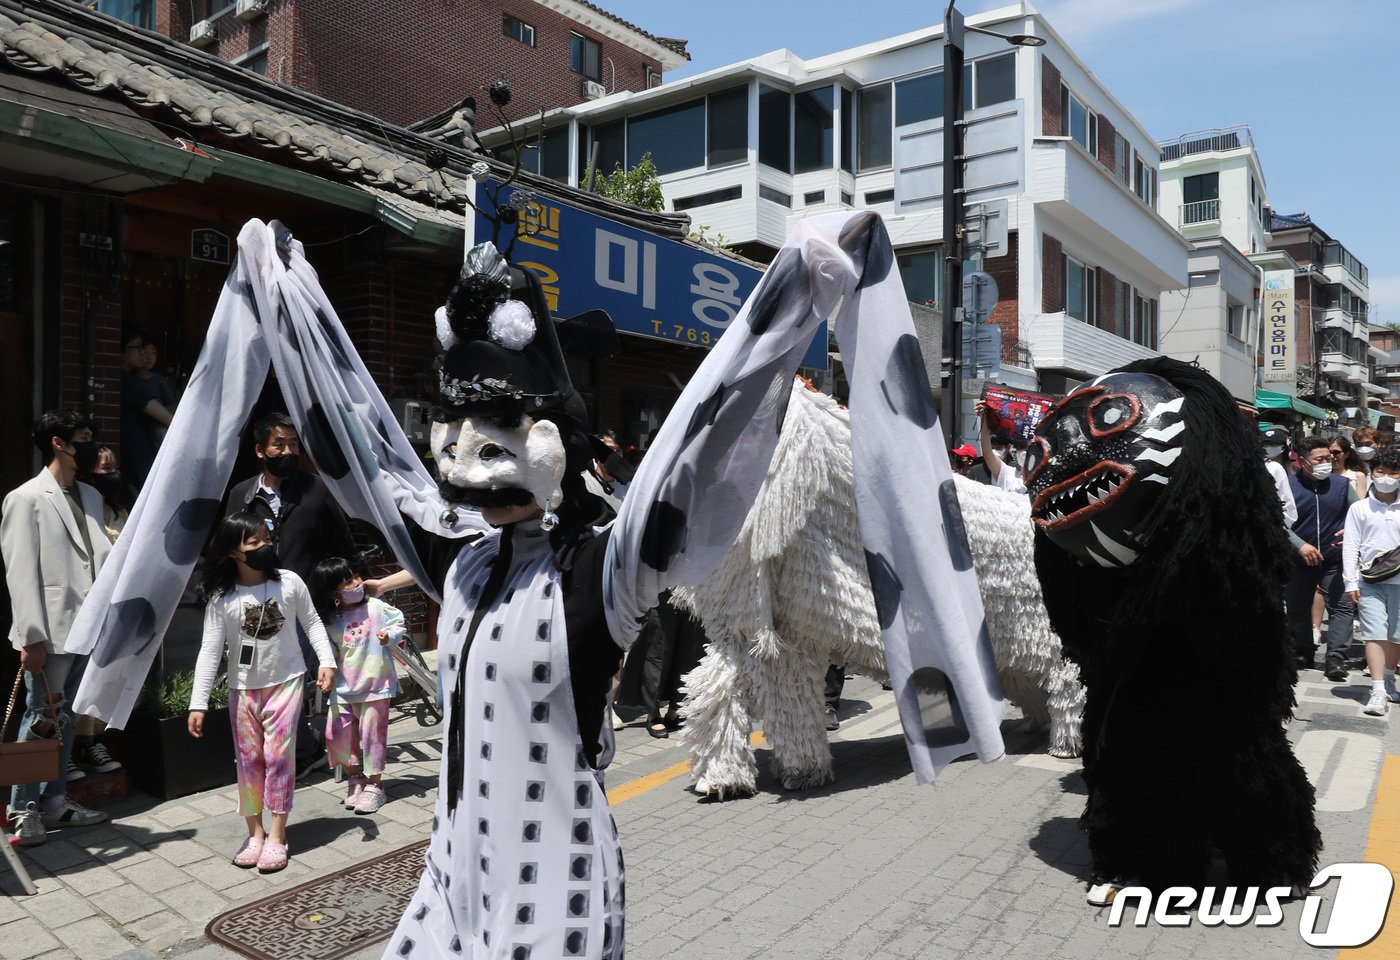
[188,512,336,873]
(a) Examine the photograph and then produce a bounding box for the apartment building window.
[840,88,854,174]
[1181,172,1219,224]
[1112,132,1129,182]
[794,86,835,173]
[1227,303,1245,340]
[1064,255,1096,324]
[503,15,535,46]
[627,99,705,174]
[1133,154,1152,205]
[857,84,893,170]
[856,55,1014,173]
[707,86,749,167]
[238,48,268,76]
[897,247,942,307]
[974,54,1015,108]
[1102,278,1130,337]
[507,127,569,182]
[759,85,792,173]
[95,0,153,29]
[1133,294,1158,348]
[582,119,625,178]
[1060,83,1096,155]
[570,33,601,80]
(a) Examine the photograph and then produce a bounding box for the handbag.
[0,671,61,787]
[1362,545,1400,583]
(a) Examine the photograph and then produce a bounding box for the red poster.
[980,383,1058,445]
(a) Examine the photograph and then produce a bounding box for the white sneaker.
[1364,689,1390,717]
[10,802,47,847]
[353,783,386,814]
[343,778,367,809]
[40,797,108,829]
[1386,677,1400,704]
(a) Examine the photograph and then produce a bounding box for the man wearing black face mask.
[224,412,354,775]
[2,410,113,846]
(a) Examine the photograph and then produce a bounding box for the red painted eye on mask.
[1086,393,1141,439]
[1023,436,1051,485]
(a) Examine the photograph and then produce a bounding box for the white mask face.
[1356,446,1377,461]
[1371,475,1400,494]
[1310,460,1334,479]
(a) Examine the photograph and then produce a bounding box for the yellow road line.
[1349,754,1400,957]
[609,732,766,805]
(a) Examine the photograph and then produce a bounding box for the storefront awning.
[1256,389,1330,420]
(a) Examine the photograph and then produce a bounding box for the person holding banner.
[974,399,1028,495]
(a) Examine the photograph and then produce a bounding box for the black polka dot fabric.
[603,211,1006,792]
[386,525,625,957]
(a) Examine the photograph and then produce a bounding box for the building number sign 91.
[191,228,230,265]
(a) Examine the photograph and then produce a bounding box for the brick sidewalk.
[2,671,1396,960]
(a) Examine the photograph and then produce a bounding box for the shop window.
[570,33,600,80]
[627,98,705,174]
[707,86,748,168]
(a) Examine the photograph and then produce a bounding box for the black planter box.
[124,709,237,801]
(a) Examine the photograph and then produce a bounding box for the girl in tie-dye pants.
[310,557,406,815]
[189,513,337,873]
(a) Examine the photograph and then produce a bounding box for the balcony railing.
[1179,198,1220,226]
[1159,125,1255,162]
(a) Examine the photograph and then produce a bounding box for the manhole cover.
[206,840,428,960]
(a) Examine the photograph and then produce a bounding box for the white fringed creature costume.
[673,380,1084,796]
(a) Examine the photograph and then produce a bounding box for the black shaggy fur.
[1033,357,1320,892]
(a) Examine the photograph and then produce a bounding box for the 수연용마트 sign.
[477,184,828,368]
[1262,269,1295,387]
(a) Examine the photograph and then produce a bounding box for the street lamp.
[940,2,1045,449]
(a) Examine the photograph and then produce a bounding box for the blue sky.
[602,0,1400,323]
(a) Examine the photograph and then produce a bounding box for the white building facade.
[1157,126,1271,402]
[494,2,1188,398]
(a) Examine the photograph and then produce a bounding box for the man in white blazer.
[3,410,113,846]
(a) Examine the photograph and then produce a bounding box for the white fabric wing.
[70,219,484,727]
[605,211,1004,783]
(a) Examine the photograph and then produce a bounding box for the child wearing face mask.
[308,556,407,814]
[189,511,336,873]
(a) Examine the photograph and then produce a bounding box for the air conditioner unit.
[580,79,607,101]
[235,0,268,21]
[188,19,216,46]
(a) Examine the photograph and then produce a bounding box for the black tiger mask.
[1024,372,1185,568]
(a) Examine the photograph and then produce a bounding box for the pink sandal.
[257,840,289,873]
[232,836,264,868]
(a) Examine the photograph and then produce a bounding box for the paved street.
[1,669,1397,960]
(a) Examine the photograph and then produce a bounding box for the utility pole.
[940,0,966,449]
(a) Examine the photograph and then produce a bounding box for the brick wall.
[1040,55,1061,137]
[984,231,1019,363]
[1042,234,1063,313]
[156,0,668,127]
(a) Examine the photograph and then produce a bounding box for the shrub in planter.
[125,671,237,800]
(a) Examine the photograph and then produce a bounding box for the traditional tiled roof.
[574,1,690,58]
[0,0,690,236]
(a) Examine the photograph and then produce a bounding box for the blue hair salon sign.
[476,184,828,368]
